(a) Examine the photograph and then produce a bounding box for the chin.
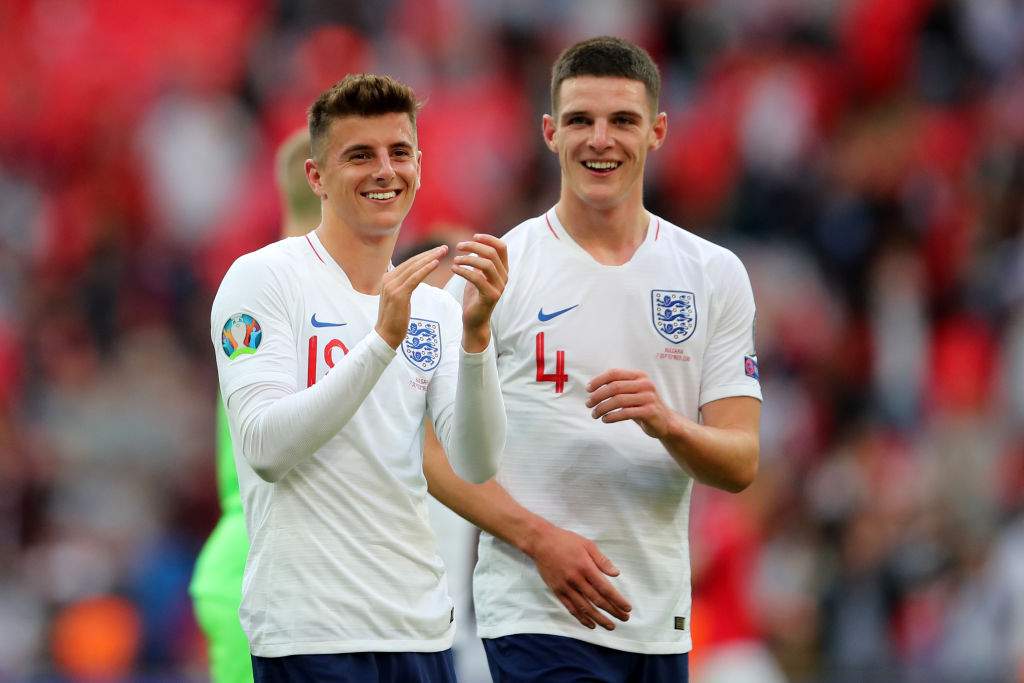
[578,190,624,211]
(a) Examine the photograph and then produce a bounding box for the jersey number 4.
[535,332,568,393]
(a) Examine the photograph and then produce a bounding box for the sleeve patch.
[744,354,759,380]
[222,313,263,359]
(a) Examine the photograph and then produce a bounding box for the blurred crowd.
[1,0,1023,680]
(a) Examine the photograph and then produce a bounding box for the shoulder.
[214,238,309,318]
[500,213,553,266]
[655,216,749,280]
[222,237,306,285]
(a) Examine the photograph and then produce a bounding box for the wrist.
[374,324,402,349]
[661,412,692,442]
[515,514,553,557]
[461,324,490,353]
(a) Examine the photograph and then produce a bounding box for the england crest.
[403,318,442,371]
[651,290,696,344]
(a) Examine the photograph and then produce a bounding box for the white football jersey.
[447,209,762,654]
[211,232,460,657]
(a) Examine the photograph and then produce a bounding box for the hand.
[451,234,508,352]
[526,521,632,630]
[375,245,447,348]
[586,369,675,439]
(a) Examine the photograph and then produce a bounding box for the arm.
[422,421,632,631]
[227,332,395,482]
[587,250,762,491]
[586,375,760,492]
[219,247,446,483]
[431,235,508,483]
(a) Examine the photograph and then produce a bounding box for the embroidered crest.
[402,318,441,371]
[651,290,696,344]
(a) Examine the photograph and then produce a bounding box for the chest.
[496,250,712,404]
[296,282,449,393]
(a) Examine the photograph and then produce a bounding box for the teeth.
[585,161,619,170]
[366,191,397,200]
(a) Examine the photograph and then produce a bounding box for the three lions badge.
[651,290,696,344]
[403,318,441,371]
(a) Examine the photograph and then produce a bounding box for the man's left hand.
[586,369,676,439]
[452,234,508,352]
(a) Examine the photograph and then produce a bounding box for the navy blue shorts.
[483,634,689,683]
[251,649,457,683]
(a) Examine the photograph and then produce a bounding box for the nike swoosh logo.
[538,304,579,322]
[310,314,347,328]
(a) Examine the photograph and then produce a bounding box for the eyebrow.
[339,144,374,156]
[339,141,415,156]
[560,109,643,121]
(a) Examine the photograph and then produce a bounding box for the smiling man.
[210,74,508,683]
[433,37,762,682]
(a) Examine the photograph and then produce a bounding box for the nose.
[374,153,395,184]
[588,119,612,152]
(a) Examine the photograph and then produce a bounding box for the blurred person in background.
[434,37,761,683]
[189,128,320,683]
[211,74,508,682]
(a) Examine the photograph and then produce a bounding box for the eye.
[567,115,589,126]
[349,152,371,161]
[613,116,636,126]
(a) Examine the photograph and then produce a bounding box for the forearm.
[660,413,759,493]
[439,339,505,484]
[228,332,396,482]
[424,441,542,555]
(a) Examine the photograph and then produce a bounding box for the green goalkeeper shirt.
[189,399,249,603]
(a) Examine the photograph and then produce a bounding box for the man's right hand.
[525,521,632,631]
[375,245,447,348]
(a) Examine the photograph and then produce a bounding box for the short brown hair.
[307,73,421,160]
[550,36,661,115]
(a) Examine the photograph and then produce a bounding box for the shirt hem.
[249,630,455,657]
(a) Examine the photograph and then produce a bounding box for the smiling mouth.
[582,160,622,174]
[361,190,401,201]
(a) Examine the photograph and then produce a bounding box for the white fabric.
[211,231,503,657]
[446,209,762,654]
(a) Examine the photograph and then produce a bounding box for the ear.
[415,149,423,191]
[649,112,668,151]
[305,159,325,199]
[542,114,558,153]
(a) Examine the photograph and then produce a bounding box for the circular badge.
[222,313,262,359]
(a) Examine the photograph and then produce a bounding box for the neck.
[554,193,649,266]
[315,217,398,295]
[281,213,321,239]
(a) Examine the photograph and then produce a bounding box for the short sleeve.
[699,250,762,407]
[211,253,299,403]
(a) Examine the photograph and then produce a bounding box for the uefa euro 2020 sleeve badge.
[222,313,263,359]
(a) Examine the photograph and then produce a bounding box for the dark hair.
[550,36,661,114]
[307,73,421,159]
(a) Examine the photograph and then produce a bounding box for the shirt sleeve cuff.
[459,336,495,364]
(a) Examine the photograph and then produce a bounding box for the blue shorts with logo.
[251,649,457,683]
[483,634,689,683]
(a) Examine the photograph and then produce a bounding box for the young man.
[190,129,321,683]
[210,74,508,682]
[434,37,762,682]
